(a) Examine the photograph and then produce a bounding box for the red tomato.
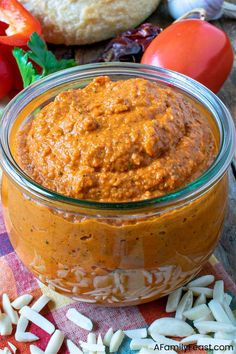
[141,19,234,93]
[0,51,13,99]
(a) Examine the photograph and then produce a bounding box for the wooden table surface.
[1,2,236,279]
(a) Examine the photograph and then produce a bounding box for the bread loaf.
[19,0,161,45]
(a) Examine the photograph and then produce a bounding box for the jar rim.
[0,62,235,210]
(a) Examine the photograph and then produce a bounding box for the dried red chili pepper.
[98,23,162,63]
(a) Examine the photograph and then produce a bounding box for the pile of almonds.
[0,274,236,354]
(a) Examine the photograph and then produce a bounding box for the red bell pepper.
[0,0,42,46]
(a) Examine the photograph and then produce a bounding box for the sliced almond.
[3,348,11,354]
[79,342,105,352]
[166,288,182,313]
[15,332,39,342]
[103,328,113,346]
[188,287,213,298]
[32,295,51,312]
[180,334,211,345]
[124,328,147,339]
[7,342,17,354]
[29,345,44,354]
[130,338,155,350]
[149,318,195,337]
[0,314,13,335]
[139,349,156,354]
[87,332,96,354]
[19,306,55,335]
[109,330,125,353]
[223,350,235,354]
[194,321,236,334]
[187,275,215,288]
[45,329,64,354]
[222,302,236,325]
[208,299,232,324]
[214,331,236,340]
[197,337,232,346]
[2,294,19,325]
[149,332,180,346]
[148,348,178,354]
[194,312,215,322]
[175,290,193,320]
[16,295,52,335]
[213,280,224,303]
[194,294,206,307]
[97,334,105,354]
[67,339,84,354]
[225,293,233,306]
[183,304,211,321]
[66,308,93,331]
[11,295,33,310]
[16,316,29,335]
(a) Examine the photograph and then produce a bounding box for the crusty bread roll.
[19,0,161,45]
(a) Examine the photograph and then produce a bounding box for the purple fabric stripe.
[5,253,38,295]
[0,232,13,256]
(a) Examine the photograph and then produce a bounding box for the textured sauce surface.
[15,76,217,201]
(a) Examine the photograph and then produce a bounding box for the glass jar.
[0,63,235,306]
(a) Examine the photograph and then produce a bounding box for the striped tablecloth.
[0,205,236,353]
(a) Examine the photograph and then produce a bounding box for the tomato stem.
[174,8,206,23]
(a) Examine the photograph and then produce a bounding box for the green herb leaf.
[13,47,42,88]
[13,33,77,88]
[27,33,76,76]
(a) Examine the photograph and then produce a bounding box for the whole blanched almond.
[187,275,215,288]
[166,288,183,313]
[149,318,195,337]
[183,304,211,321]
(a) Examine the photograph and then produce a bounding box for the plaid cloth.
[0,206,236,354]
